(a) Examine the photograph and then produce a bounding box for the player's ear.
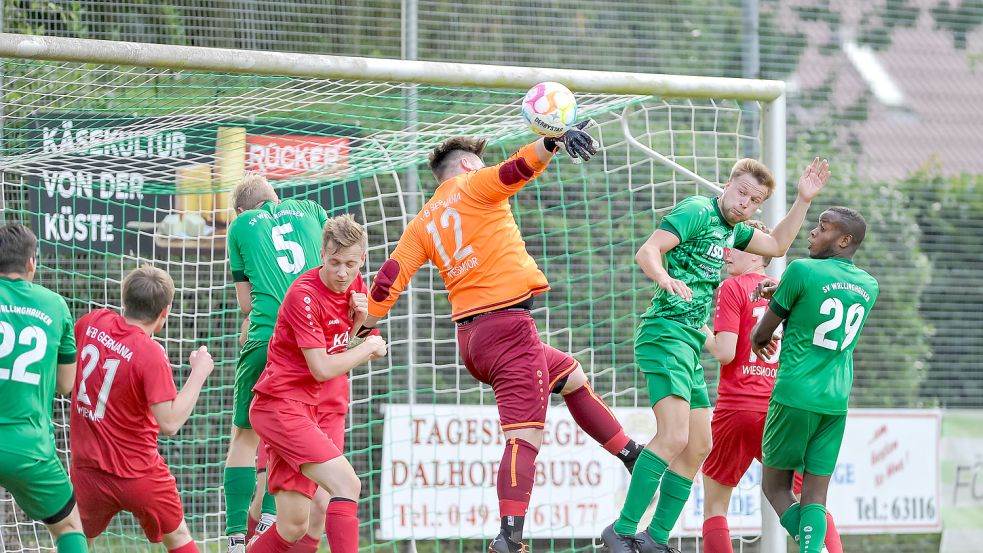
[25,256,37,281]
[155,305,171,332]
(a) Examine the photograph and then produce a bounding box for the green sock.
[798,504,827,553]
[224,466,257,535]
[56,532,88,553]
[647,470,694,544]
[613,449,669,535]
[780,502,802,542]
[261,478,276,515]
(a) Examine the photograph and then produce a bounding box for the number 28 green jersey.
[642,195,755,329]
[770,257,879,415]
[0,276,76,457]
[228,199,329,342]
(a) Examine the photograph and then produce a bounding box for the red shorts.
[702,408,767,487]
[457,309,578,431]
[257,408,346,473]
[71,461,184,542]
[250,393,342,498]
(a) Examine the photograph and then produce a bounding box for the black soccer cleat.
[633,529,680,553]
[601,523,638,553]
[488,532,528,553]
[620,441,645,473]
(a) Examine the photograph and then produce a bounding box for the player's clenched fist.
[362,335,388,359]
[752,279,778,301]
[189,345,215,376]
[349,291,369,329]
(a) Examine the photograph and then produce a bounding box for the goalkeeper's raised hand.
[544,120,599,162]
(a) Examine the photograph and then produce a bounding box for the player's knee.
[556,366,588,395]
[654,428,689,459]
[334,469,361,500]
[44,499,84,538]
[161,521,194,550]
[311,493,330,518]
[276,512,309,542]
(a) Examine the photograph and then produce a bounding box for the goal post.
[0,33,786,553]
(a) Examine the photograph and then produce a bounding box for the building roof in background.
[784,0,983,180]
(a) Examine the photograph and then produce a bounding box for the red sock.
[325,498,359,553]
[247,523,294,553]
[497,438,538,517]
[168,541,200,553]
[246,515,259,542]
[563,384,630,454]
[702,515,733,553]
[824,511,843,553]
[285,533,319,553]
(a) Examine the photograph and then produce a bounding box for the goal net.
[0,35,784,553]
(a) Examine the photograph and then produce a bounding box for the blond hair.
[729,158,776,197]
[231,172,277,212]
[321,213,368,255]
[743,219,773,266]
[122,265,175,322]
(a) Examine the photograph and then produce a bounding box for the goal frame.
[0,32,787,553]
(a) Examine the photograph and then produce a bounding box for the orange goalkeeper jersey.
[368,142,551,321]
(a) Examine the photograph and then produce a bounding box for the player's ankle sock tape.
[167,541,201,553]
[261,484,277,515]
[497,438,539,517]
[326,500,360,553]
[647,470,694,544]
[780,502,801,541]
[701,516,732,553]
[55,532,88,553]
[823,511,843,553]
[223,467,257,535]
[563,383,631,455]
[500,514,525,544]
[286,534,319,553]
[798,504,828,553]
[613,449,669,535]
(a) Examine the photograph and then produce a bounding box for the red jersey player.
[69,266,215,552]
[360,131,644,553]
[701,220,841,553]
[247,214,387,553]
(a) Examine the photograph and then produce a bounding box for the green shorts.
[0,447,74,522]
[233,339,270,429]
[635,317,710,409]
[761,400,846,476]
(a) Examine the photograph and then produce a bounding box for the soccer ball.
[521,82,578,137]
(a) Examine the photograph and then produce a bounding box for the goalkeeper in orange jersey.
[359,126,645,553]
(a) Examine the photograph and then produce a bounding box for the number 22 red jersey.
[69,309,178,478]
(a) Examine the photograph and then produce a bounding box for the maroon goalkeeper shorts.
[71,460,185,542]
[702,408,767,487]
[457,309,578,431]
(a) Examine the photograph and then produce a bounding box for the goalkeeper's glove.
[543,120,599,162]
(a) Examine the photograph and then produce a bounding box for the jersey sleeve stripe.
[57,351,76,364]
[232,270,248,282]
[659,220,682,240]
[769,300,791,320]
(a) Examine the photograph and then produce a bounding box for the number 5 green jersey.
[228,199,329,342]
[769,257,879,415]
[0,276,76,457]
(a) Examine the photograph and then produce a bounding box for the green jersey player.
[603,157,831,553]
[223,174,328,553]
[750,207,878,553]
[0,224,88,553]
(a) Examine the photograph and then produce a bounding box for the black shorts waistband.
[456,297,535,325]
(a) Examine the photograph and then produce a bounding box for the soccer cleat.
[601,523,638,553]
[227,535,246,553]
[255,513,276,536]
[488,532,529,553]
[633,529,680,553]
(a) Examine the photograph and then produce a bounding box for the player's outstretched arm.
[234,281,253,315]
[56,362,76,395]
[151,346,215,435]
[703,329,738,365]
[745,157,830,258]
[302,335,388,382]
[635,229,694,301]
